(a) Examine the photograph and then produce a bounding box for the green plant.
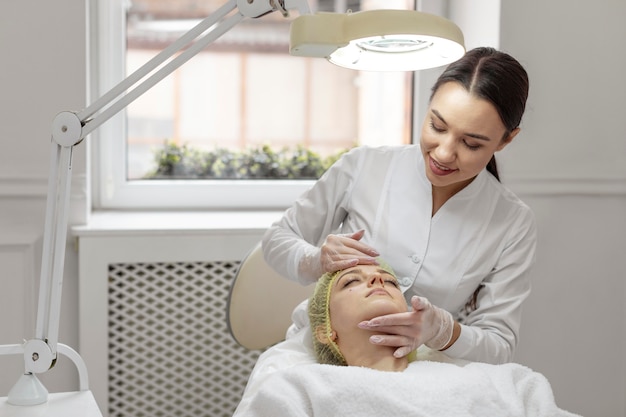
[146,142,351,180]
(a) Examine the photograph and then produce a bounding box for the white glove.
[358,295,455,357]
[298,230,379,281]
[420,297,455,351]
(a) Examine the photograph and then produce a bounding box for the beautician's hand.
[319,229,380,274]
[358,296,455,357]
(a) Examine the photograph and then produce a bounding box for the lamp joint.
[51,111,83,148]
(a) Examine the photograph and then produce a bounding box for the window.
[91,0,416,209]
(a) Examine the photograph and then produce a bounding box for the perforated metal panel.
[108,261,261,417]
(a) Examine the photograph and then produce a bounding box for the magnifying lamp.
[0,0,464,409]
[291,9,465,71]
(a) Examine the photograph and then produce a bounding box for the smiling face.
[328,264,407,337]
[420,82,519,195]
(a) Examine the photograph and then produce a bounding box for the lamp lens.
[357,36,432,54]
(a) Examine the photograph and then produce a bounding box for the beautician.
[262,47,536,364]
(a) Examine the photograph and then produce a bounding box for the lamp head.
[290,9,465,71]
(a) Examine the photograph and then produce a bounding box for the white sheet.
[234,346,581,417]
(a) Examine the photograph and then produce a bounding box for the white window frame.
[90,0,498,210]
[90,0,328,210]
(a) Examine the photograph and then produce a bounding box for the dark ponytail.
[430,47,529,182]
[486,156,499,181]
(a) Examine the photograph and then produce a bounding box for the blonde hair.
[307,260,397,366]
[308,270,346,365]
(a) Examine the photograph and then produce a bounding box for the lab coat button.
[410,255,421,263]
[400,277,412,286]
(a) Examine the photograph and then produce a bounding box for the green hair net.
[308,259,397,366]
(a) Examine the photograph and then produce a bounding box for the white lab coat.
[262,145,536,363]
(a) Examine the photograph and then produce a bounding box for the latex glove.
[297,230,379,282]
[358,295,454,357]
[320,229,380,273]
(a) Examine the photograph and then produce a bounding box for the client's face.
[329,264,407,334]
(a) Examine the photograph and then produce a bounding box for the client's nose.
[368,275,385,287]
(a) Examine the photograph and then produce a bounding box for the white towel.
[240,357,582,417]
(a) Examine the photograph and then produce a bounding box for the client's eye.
[385,279,400,288]
[342,278,360,288]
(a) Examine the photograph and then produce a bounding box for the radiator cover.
[107,261,261,417]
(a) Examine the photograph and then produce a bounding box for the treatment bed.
[227,243,580,417]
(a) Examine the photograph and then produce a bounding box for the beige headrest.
[227,242,314,350]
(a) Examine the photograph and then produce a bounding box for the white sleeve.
[445,207,537,363]
[261,148,364,284]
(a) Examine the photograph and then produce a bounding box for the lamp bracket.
[270,0,289,17]
[236,0,309,18]
[236,0,275,18]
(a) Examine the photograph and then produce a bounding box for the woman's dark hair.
[430,47,529,181]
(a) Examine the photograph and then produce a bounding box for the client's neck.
[339,331,409,372]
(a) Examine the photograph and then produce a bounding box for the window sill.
[72,210,283,238]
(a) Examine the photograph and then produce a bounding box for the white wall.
[498,2,626,416]
[514,195,626,416]
[0,0,87,395]
[500,0,626,185]
[1,0,624,416]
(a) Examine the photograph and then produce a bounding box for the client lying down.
[235,261,580,416]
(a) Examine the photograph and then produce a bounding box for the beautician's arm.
[262,148,364,284]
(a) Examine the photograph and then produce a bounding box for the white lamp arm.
[24,0,311,378]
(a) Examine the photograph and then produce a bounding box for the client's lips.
[367,288,390,297]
